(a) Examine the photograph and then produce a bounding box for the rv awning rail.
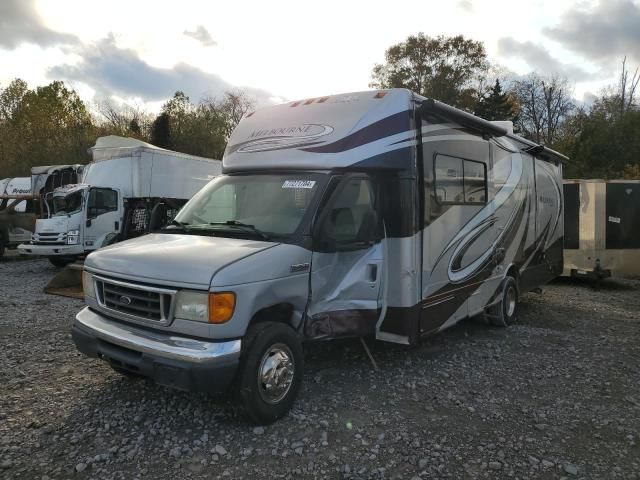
[420,98,508,138]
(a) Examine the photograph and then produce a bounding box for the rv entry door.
[84,187,122,249]
[304,176,384,339]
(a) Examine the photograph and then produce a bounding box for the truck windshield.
[174,173,325,237]
[51,191,83,217]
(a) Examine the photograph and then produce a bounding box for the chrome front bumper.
[74,306,241,364]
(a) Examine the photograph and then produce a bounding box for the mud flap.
[45,261,84,298]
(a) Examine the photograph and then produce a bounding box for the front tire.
[48,256,76,268]
[236,322,303,425]
[487,275,519,327]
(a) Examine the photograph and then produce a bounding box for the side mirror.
[86,218,92,227]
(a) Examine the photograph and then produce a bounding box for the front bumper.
[18,243,84,256]
[72,307,241,394]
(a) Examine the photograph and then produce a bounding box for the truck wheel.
[236,322,303,425]
[48,256,75,268]
[486,275,518,327]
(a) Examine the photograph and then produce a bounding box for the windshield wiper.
[208,221,271,240]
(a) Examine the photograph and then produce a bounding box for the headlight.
[174,291,236,324]
[67,230,79,245]
[82,270,96,299]
[175,290,209,322]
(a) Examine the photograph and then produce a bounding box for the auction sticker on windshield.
[282,180,316,189]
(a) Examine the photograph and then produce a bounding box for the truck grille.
[94,275,176,326]
[33,232,66,245]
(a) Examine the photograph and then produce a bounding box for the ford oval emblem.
[119,295,132,305]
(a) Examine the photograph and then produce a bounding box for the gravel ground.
[1,258,639,480]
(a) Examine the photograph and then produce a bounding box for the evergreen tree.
[475,79,517,121]
[150,112,171,149]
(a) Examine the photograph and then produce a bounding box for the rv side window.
[434,154,486,205]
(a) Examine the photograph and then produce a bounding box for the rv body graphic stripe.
[301,110,412,154]
[429,153,525,281]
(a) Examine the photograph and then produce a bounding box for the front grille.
[94,276,176,325]
[33,232,66,245]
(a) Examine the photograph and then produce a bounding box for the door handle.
[368,264,378,282]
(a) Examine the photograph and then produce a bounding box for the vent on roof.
[490,121,514,135]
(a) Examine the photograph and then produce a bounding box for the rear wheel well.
[505,265,520,290]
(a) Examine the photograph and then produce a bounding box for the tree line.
[1,32,638,179]
[371,33,640,179]
[0,81,254,178]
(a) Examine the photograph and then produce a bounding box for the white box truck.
[1,167,85,260]
[19,136,221,266]
[72,90,565,424]
[0,177,36,258]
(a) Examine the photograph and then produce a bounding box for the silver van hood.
[84,233,278,288]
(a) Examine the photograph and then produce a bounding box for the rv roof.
[223,88,567,172]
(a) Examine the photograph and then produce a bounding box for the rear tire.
[236,322,303,425]
[486,275,518,327]
[48,256,76,268]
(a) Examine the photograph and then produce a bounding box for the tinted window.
[321,177,378,245]
[435,154,486,205]
[88,188,118,218]
[435,155,464,203]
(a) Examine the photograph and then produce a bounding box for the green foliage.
[149,90,253,159]
[474,79,518,121]
[0,79,95,177]
[0,79,255,177]
[370,33,489,110]
[562,106,640,179]
[150,112,172,149]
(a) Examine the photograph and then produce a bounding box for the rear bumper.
[72,307,241,394]
[18,243,83,256]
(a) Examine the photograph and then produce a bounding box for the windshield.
[51,191,83,217]
[174,173,325,237]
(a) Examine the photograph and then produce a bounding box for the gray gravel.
[1,258,640,479]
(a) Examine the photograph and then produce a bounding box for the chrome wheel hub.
[258,343,295,404]
[505,286,517,317]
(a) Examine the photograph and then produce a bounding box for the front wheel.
[486,275,519,327]
[236,322,304,425]
[48,256,76,268]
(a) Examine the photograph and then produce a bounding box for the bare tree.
[512,74,575,145]
[200,89,255,138]
[619,56,639,114]
[95,100,153,139]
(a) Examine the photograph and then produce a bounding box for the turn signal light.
[208,292,236,324]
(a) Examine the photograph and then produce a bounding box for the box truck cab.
[73,90,565,424]
[19,137,221,266]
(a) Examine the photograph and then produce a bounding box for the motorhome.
[563,179,640,279]
[72,89,565,424]
[19,136,221,266]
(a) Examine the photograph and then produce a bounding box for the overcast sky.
[1,0,638,111]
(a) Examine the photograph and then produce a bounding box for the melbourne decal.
[230,124,334,153]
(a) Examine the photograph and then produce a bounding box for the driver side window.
[320,177,379,247]
[87,188,117,218]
